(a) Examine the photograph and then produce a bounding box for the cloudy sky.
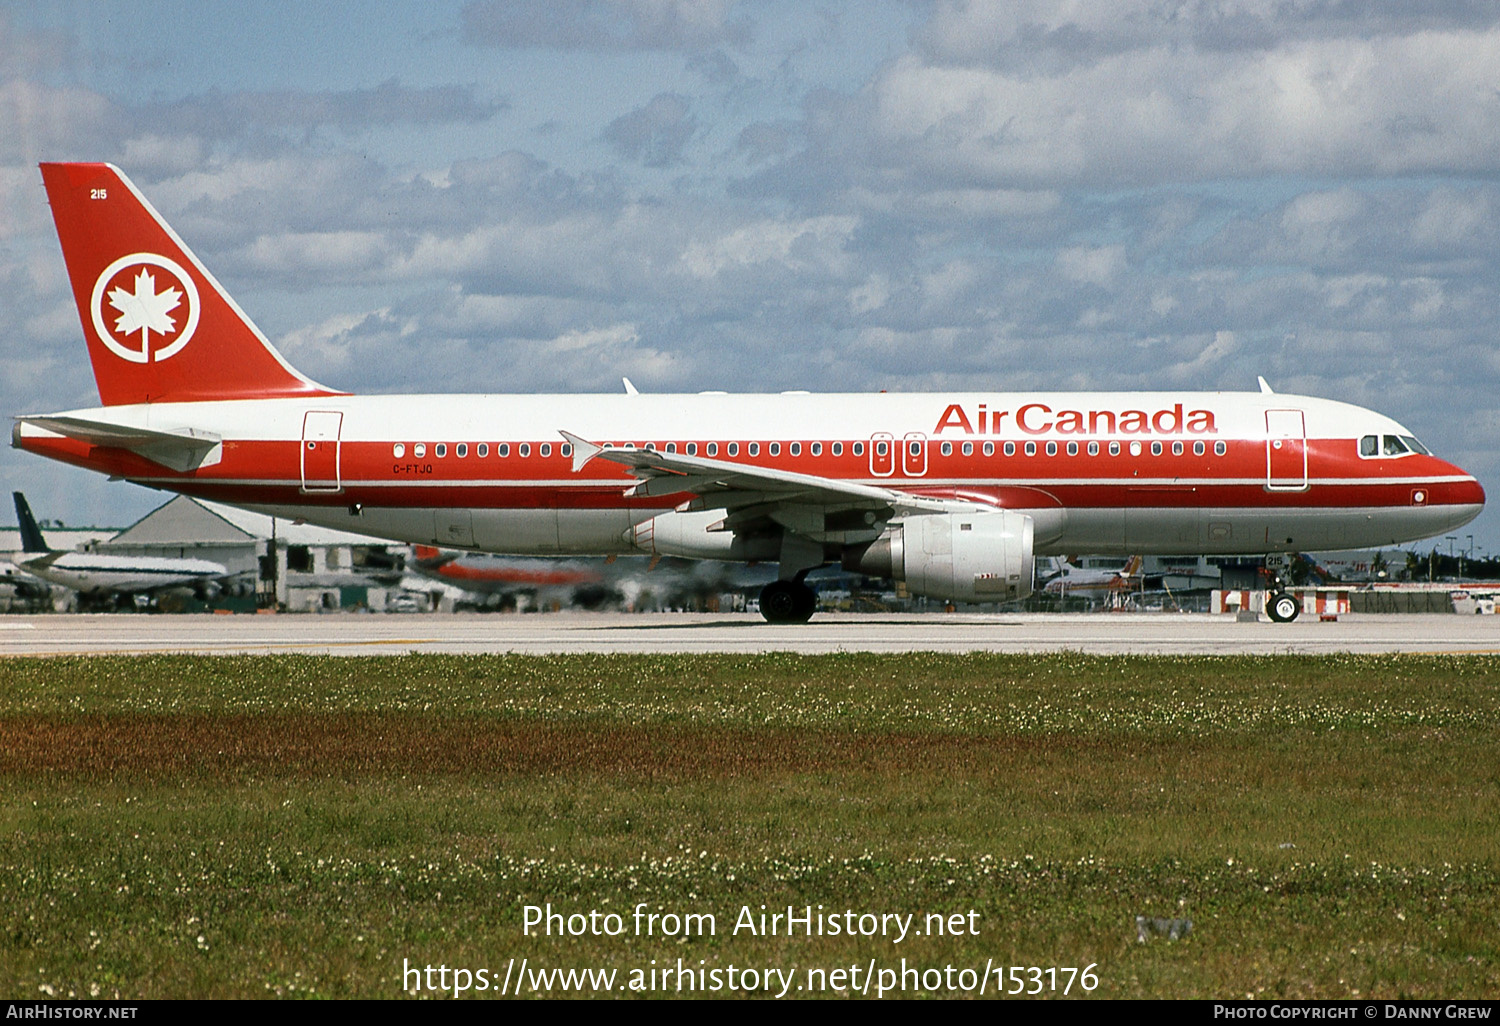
[3,0,1498,554]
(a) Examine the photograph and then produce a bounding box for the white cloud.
[244,231,395,276]
[835,28,1500,188]
[550,323,640,352]
[848,274,889,314]
[682,215,857,278]
[1056,245,1126,287]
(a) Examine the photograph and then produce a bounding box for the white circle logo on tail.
[90,253,201,363]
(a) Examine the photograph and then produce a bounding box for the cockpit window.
[1361,433,1431,458]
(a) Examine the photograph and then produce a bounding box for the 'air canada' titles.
[934,402,1218,437]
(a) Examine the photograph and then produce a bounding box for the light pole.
[1446,536,1457,579]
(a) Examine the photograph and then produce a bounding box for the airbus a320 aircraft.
[12,164,1485,623]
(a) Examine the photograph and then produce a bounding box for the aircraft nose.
[1426,459,1485,532]
[1445,462,1486,509]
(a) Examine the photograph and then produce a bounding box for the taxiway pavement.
[0,611,1495,657]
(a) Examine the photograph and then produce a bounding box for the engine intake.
[843,511,1034,603]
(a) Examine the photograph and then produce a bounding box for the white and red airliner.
[13,163,1485,622]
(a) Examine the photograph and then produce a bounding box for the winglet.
[560,430,601,472]
[622,377,639,395]
[1257,375,1275,394]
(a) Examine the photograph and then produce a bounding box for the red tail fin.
[40,162,342,406]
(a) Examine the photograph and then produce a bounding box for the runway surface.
[0,611,1496,656]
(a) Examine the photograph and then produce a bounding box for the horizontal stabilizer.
[17,415,222,472]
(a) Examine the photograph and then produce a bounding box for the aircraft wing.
[15,415,222,472]
[560,431,983,522]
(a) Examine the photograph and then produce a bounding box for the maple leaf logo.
[108,269,182,353]
[89,253,201,364]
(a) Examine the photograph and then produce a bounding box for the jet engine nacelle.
[843,511,1034,603]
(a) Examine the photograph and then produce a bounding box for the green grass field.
[1,653,1497,999]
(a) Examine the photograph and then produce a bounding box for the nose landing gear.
[1267,590,1301,623]
[1263,553,1300,623]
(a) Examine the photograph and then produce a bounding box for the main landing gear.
[759,579,817,624]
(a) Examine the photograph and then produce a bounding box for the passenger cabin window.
[1172,441,1183,456]
[1129,442,1142,456]
[748,443,760,456]
[1087,441,1098,456]
[414,443,426,458]
[1004,442,1015,456]
[686,443,697,456]
[791,442,802,456]
[852,442,864,457]
[540,443,552,457]
[519,443,530,457]
[707,442,718,456]
[478,443,488,457]
[983,441,994,456]
[962,442,973,456]
[456,443,467,458]
[769,442,780,456]
[728,443,739,456]
[498,443,509,457]
[393,443,405,458]
[435,443,447,457]
[1108,441,1120,456]
[1214,441,1227,455]
[1193,441,1205,456]
[1024,442,1036,456]
[1150,442,1162,456]
[940,442,952,456]
[561,444,572,457]
[1045,441,1057,456]
[665,443,676,453]
[1065,441,1077,456]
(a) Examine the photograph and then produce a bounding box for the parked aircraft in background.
[9,491,228,604]
[0,559,53,611]
[405,545,620,609]
[1041,555,1145,598]
[12,163,1485,623]
[404,544,790,611]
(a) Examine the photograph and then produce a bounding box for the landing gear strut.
[1263,553,1299,623]
[759,580,817,623]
